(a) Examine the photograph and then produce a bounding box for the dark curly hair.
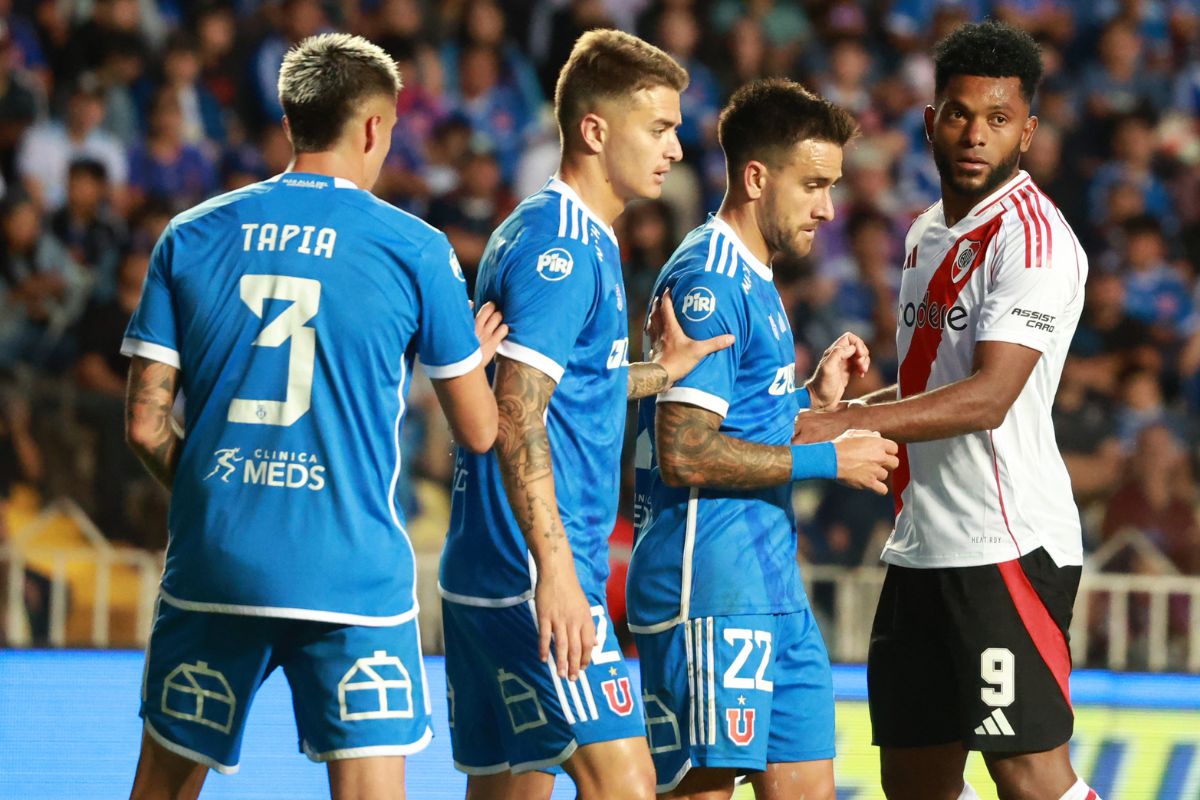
[933,20,1043,104]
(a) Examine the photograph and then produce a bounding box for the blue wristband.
[790,442,837,482]
[796,386,812,410]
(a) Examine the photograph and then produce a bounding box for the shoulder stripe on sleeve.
[568,201,579,241]
[1031,188,1055,269]
[558,192,569,238]
[1011,195,1033,269]
[716,237,733,276]
[580,204,589,245]
[1021,191,1042,269]
[703,231,721,273]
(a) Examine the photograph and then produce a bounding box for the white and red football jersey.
[883,170,1088,569]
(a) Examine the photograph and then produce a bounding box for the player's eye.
[992,115,1008,125]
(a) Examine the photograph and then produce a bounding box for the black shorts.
[867,547,1081,753]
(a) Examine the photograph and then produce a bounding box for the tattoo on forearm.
[657,403,791,490]
[493,358,569,555]
[125,357,181,489]
[627,363,670,400]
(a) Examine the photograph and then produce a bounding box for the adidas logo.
[975,708,1015,736]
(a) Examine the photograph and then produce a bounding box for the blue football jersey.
[439,178,628,605]
[627,216,815,632]
[121,173,480,624]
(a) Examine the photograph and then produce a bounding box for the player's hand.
[474,301,509,366]
[535,565,596,681]
[806,332,870,410]
[646,288,735,386]
[832,430,899,495]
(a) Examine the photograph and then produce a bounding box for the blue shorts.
[634,610,835,792]
[442,596,646,774]
[140,600,432,773]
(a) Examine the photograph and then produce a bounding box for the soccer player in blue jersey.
[627,80,901,800]
[121,34,504,800]
[438,29,732,800]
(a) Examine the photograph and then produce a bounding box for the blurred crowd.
[0,1,1198,611]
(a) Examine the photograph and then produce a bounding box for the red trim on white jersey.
[988,431,1021,557]
[892,213,1005,515]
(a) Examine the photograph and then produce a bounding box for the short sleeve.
[656,270,746,418]
[121,226,181,368]
[975,220,1084,354]
[494,237,597,383]
[415,236,482,379]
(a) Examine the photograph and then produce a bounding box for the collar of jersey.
[707,214,772,281]
[266,172,361,190]
[938,169,1032,230]
[544,177,619,246]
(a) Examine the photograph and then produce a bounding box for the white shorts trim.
[509,738,579,774]
[300,727,433,762]
[453,759,513,776]
[437,583,533,608]
[121,338,181,369]
[422,349,483,379]
[657,757,693,793]
[628,616,682,635]
[144,720,239,775]
[159,589,418,627]
[497,341,565,383]
[657,388,729,418]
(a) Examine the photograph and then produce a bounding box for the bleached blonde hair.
[277,33,401,152]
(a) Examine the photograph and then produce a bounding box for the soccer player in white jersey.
[795,21,1098,800]
[121,35,504,800]
[628,80,900,800]
[439,30,732,800]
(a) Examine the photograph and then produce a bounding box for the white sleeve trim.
[496,340,565,383]
[657,387,730,418]
[975,329,1052,354]
[120,338,181,369]
[422,348,482,379]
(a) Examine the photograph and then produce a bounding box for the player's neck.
[556,157,624,226]
[715,199,771,266]
[288,153,370,190]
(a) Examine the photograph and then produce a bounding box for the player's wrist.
[790,442,837,482]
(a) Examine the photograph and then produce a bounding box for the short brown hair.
[554,29,688,142]
[718,79,859,179]
[278,33,401,153]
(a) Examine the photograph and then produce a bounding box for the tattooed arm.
[627,363,670,399]
[492,355,595,679]
[125,356,182,490]
[656,402,899,495]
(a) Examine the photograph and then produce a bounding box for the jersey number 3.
[228,275,321,427]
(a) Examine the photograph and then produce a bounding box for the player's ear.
[923,104,936,142]
[1020,114,1038,154]
[364,113,382,155]
[743,160,767,201]
[578,112,607,155]
[281,116,294,148]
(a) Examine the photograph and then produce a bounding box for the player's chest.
[740,286,798,403]
[897,225,995,336]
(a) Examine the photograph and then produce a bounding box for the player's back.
[123,173,479,623]
[439,178,627,607]
[627,217,809,634]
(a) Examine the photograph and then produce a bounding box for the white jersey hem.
[158,588,419,626]
[879,543,1082,569]
[437,582,534,608]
